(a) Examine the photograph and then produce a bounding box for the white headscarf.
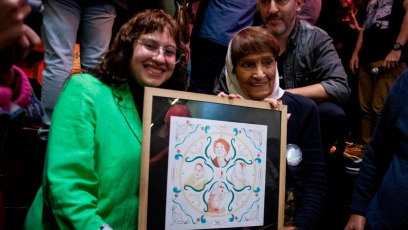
[224,38,285,100]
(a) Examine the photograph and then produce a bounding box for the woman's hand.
[348,11,361,32]
[264,98,291,121]
[344,214,366,230]
[0,0,31,50]
[264,98,281,108]
[349,52,359,75]
[217,92,243,99]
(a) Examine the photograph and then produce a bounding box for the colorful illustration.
[165,117,268,229]
[184,163,208,190]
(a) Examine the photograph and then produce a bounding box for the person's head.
[258,0,303,38]
[163,104,192,140]
[229,26,280,100]
[213,138,230,159]
[92,9,188,90]
[194,163,204,179]
[213,182,226,195]
[339,0,353,8]
[233,162,246,179]
[339,0,364,10]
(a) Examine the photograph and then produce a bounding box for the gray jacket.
[280,20,350,103]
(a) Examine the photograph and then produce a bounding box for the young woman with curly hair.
[24,9,187,229]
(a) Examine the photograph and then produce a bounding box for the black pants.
[189,37,228,94]
[317,101,346,154]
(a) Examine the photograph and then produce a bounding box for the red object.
[33,43,43,53]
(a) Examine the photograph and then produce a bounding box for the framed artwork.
[139,88,287,230]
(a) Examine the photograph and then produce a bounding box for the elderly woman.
[24,9,187,229]
[215,26,326,230]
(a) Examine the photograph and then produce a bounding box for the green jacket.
[25,74,142,229]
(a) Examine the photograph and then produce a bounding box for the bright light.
[171,98,179,105]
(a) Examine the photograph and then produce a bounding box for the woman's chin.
[144,80,166,88]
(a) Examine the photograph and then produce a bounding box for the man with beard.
[256,0,350,157]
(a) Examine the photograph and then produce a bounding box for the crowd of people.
[1,0,407,229]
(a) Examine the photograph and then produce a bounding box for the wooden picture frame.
[138,87,287,229]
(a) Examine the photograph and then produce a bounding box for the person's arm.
[317,33,350,103]
[348,10,362,32]
[347,71,408,228]
[344,214,366,230]
[42,75,106,229]
[383,0,408,69]
[285,83,329,102]
[296,28,350,103]
[349,23,365,75]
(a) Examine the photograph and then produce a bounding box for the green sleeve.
[42,74,104,229]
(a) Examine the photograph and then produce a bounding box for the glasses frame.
[136,39,185,64]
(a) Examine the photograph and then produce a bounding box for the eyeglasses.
[136,39,184,64]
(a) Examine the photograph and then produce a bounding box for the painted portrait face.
[129,27,176,87]
[215,182,226,195]
[234,163,246,180]
[194,164,204,179]
[235,52,276,100]
[258,0,302,38]
[215,142,227,158]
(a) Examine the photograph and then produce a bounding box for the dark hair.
[90,9,188,90]
[230,26,280,73]
[354,0,365,12]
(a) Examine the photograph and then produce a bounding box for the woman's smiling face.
[129,27,176,87]
[235,52,277,100]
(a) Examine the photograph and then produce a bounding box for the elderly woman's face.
[129,27,176,87]
[235,52,276,100]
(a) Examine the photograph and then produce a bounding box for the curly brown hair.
[91,9,188,91]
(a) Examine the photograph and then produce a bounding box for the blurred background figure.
[318,0,366,166]
[297,0,322,25]
[345,68,408,230]
[24,9,187,229]
[349,0,408,155]
[0,0,41,228]
[38,0,128,140]
[189,0,257,94]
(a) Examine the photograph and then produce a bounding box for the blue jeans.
[39,0,116,137]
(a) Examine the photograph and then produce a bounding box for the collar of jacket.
[112,83,142,144]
